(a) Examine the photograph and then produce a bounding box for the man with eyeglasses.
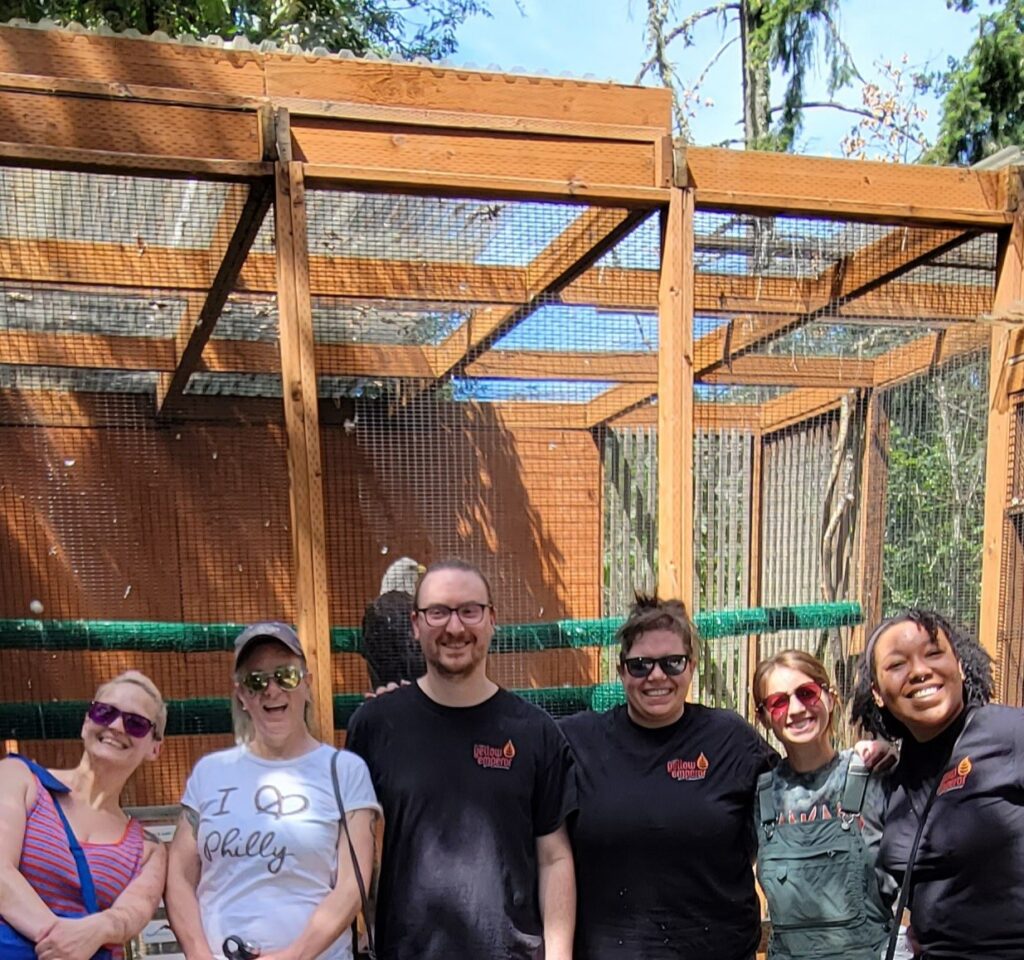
[346,558,577,960]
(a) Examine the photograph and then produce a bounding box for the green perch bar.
[0,600,863,740]
[0,601,862,653]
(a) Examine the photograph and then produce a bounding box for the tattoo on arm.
[182,807,200,837]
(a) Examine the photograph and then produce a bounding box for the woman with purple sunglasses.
[0,670,168,960]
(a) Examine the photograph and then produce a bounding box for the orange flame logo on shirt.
[503,740,516,760]
[938,755,973,795]
[696,752,709,771]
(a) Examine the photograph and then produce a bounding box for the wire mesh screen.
[0,167,288,805]
[0,161,1011,794]
[998,400,1024,706]
[691,209,997,720]
[311,189,660,720]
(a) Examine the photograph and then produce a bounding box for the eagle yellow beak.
[417,563,427,574]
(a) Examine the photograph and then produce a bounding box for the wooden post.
[745,431,764,716]
[657,187,694,606]
[853,390,890,655]
[275,160,334,741]
[979,209,1024,682]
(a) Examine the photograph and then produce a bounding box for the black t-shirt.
[345,684,578,960]
[558,703,776,960]
[880,703,1024,959]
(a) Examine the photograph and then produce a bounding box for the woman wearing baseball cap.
[165,622,382,960]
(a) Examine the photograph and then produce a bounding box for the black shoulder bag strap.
[331,749,376,960]
[883,709,977,960]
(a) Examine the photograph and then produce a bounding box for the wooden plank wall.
[0,392,602,803]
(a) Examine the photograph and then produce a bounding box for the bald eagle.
[361,556,426,689]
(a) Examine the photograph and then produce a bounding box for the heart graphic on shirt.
[254,785,310,819]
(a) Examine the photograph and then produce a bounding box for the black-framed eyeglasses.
[416,602,492,627]
[87,700,157,739]
[238,664,307,695]
[620,654,690,679]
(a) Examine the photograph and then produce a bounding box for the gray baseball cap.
[233,621,305,668]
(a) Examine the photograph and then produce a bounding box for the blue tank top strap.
[7,753,71,793]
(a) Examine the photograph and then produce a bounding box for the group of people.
[1,558,1022,960]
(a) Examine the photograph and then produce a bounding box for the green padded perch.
[0,601,861,653]
[0,687,604,740]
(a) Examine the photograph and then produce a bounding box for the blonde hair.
[752,649,838,732]
[95,670,167,740]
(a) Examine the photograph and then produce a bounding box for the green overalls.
[756,754,891,960]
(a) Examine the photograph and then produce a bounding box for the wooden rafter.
[0,234,993,323]
[156,179,272,414]
[697,227,981,378]
[685,146,1014,227]
[430,207,652,382]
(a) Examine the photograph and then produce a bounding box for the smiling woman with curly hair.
[850,608,1024,959]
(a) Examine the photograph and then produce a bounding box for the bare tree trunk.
[739,0,770,147]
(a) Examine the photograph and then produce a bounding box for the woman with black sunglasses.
[0,670,168,959]
[558,595,776,960]
[165,622,382,960]
[752,649,898,960]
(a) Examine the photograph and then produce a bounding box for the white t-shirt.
[181,743,380,960]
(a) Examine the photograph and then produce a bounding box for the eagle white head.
[380,556,424,596]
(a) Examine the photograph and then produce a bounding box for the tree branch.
[635,2,740,83]
[768,100,879,120]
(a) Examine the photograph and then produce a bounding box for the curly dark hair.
[849,608,993,740]
[617,593,700,661]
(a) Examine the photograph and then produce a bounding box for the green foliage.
[882,360,988,631]
[745,0,856,150]
[0,0,489,57]
[927,0,1024,164]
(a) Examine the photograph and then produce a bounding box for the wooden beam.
[686,146,1013,226]
[760,388,847,434]
[0,24,266,96]
[745,432,764,716]
[584,384,655,428]
[657,187,695,602]
[432,207,651,381]
[980,213,1024,676]
[279,97,666,144]
[697,227,981,377]
[275,161,333,741]
[0,140,271,182]
[699,355,875,388]
[465,350,657,382]
[303,164,669,208]
[264,56,672,130]
[853,391,890,653]
[294,122,664,196]
[0,231,993,322]
[0,89,263,163]
[872,325,991,389]
[157,181,272,414]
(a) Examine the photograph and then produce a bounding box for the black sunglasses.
[87,700,157,739]
[620,654,690,679]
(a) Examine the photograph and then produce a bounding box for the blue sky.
[454,0,973,157]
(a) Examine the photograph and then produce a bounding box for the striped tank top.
[0,760,145,957]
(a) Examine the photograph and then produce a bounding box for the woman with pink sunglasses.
[753,650,895,960]
[0,670,168,960]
